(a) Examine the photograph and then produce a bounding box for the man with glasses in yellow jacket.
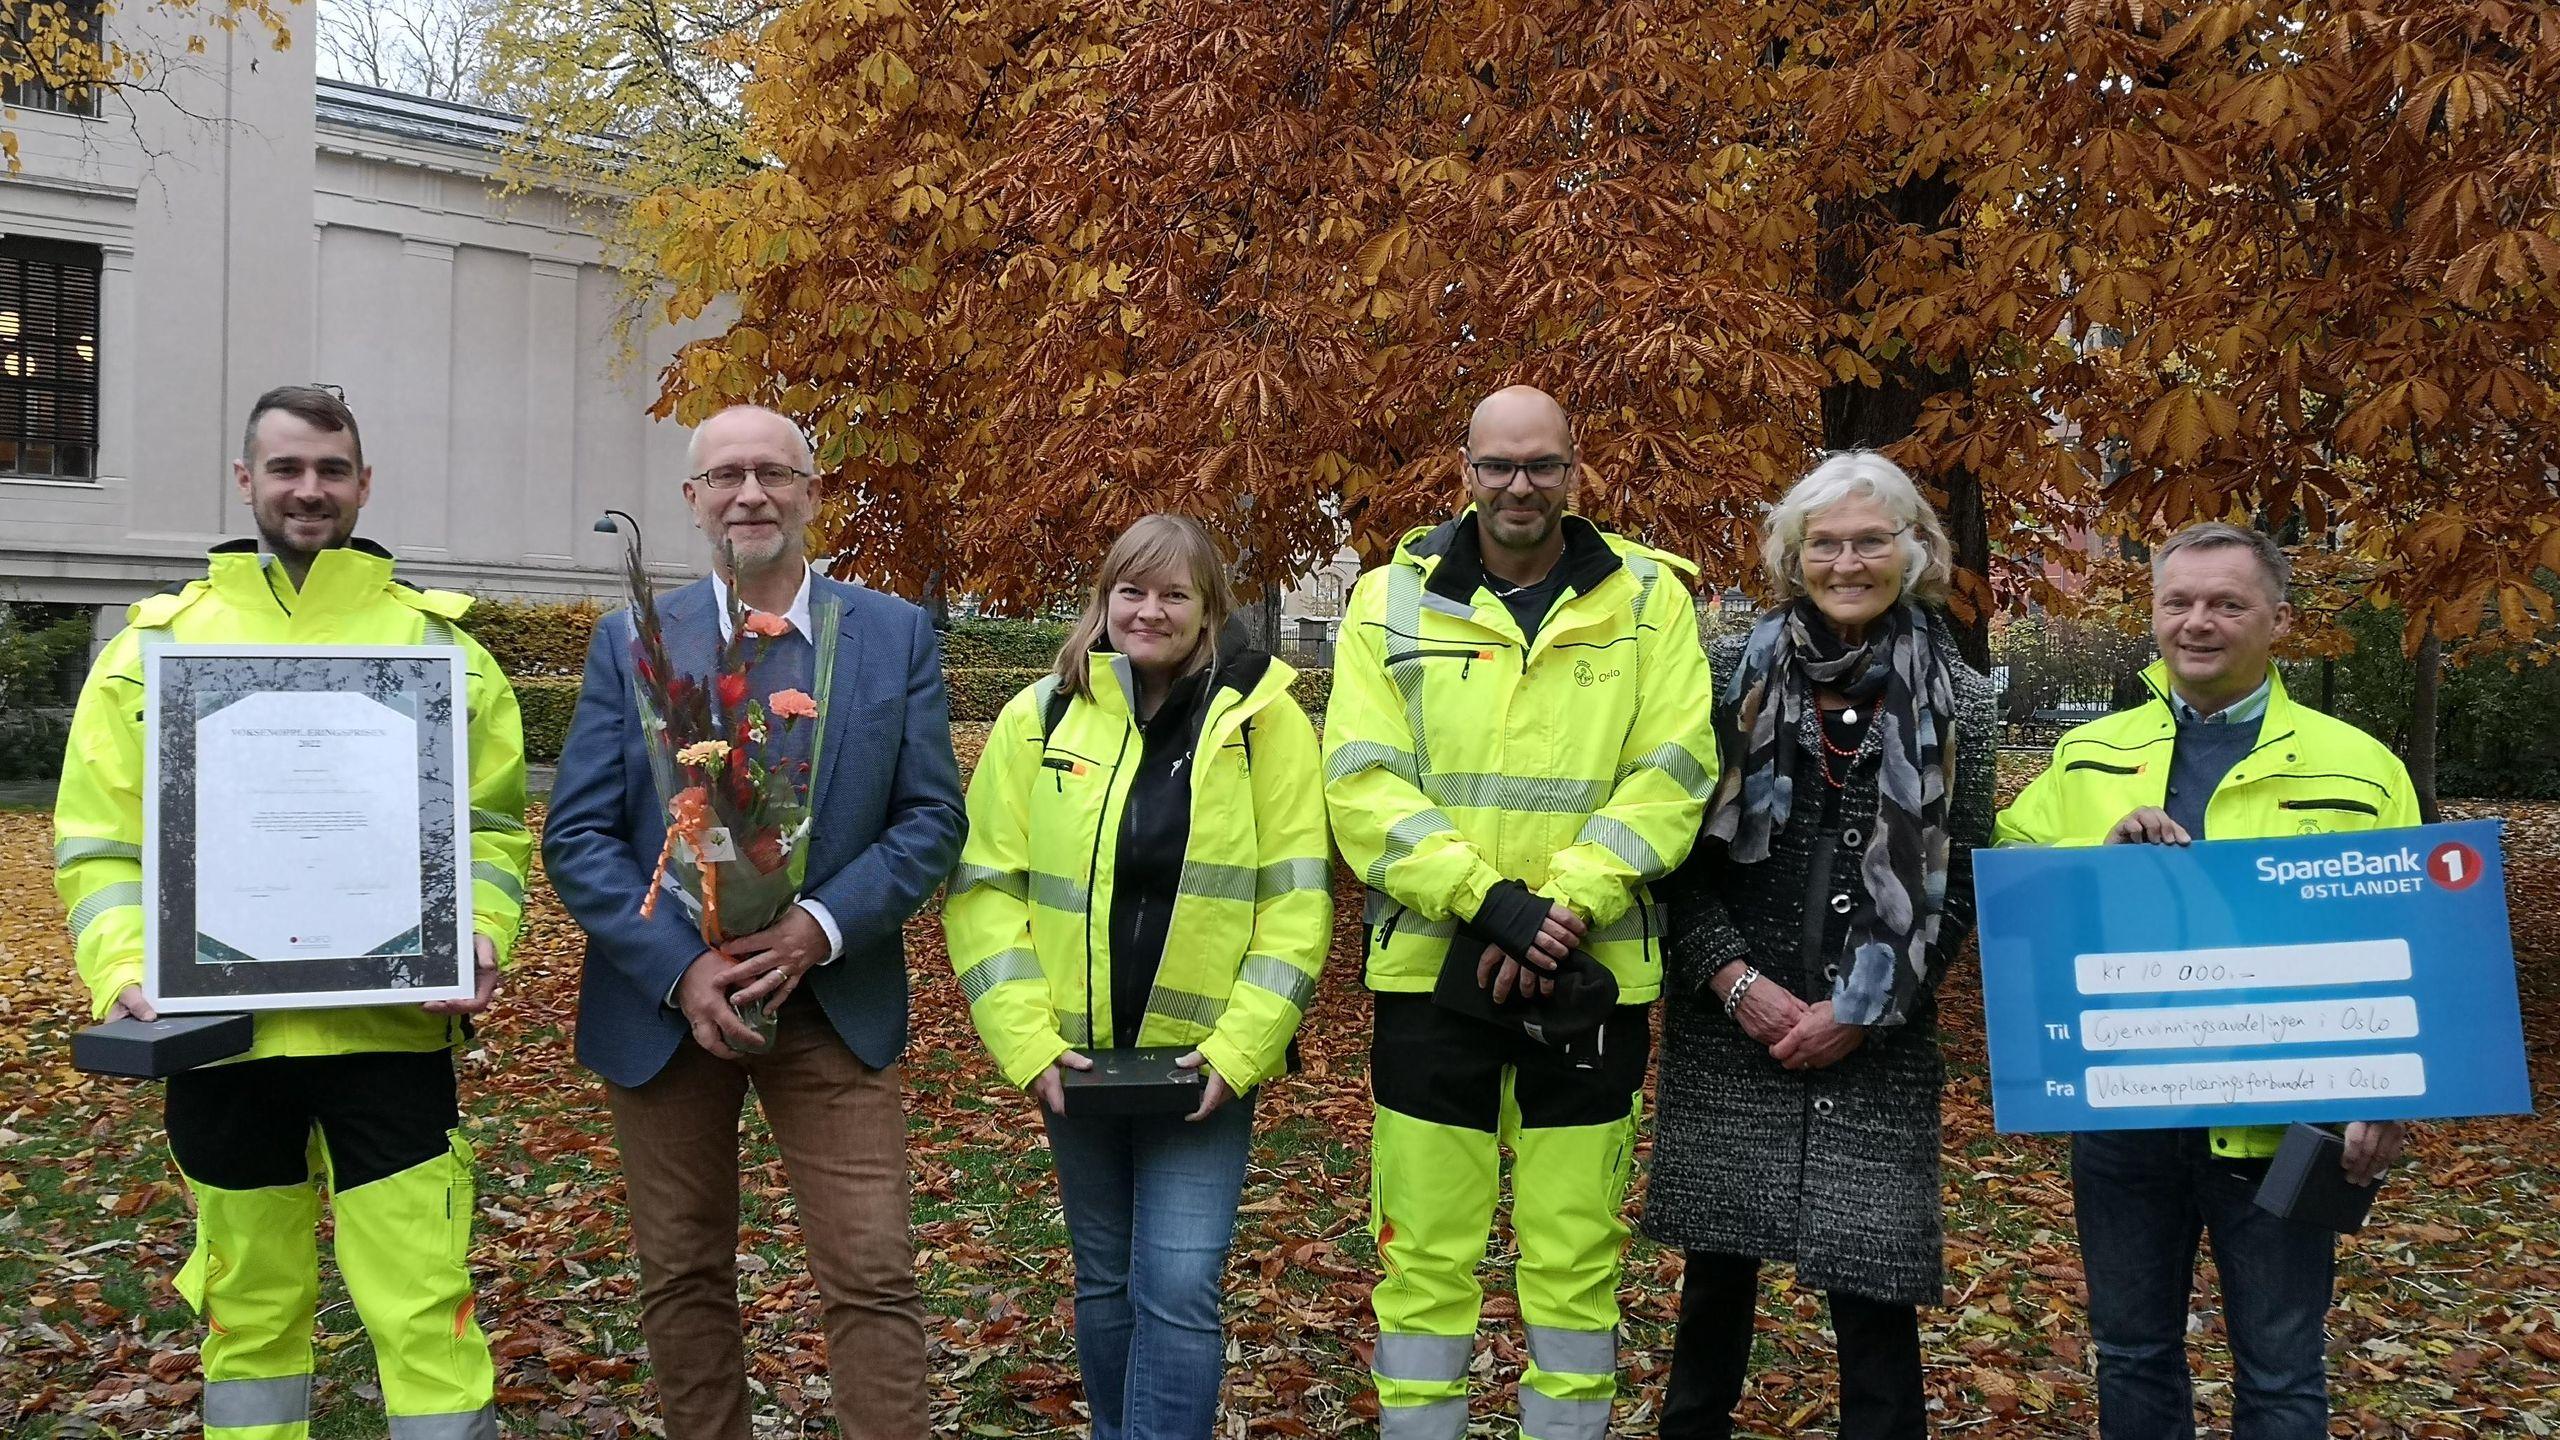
[1325,386,1718,1440]
[50,386,529,1440]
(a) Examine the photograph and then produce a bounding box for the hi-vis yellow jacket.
[1323,511,1718,1003]
[52,541,531,1058]
[1996,661,2420,1157]
[943,649,1333,1094]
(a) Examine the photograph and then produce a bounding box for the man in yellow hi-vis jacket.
[1998,522,2415,1440]
[51,386,529,1440]
[1325,386,1718,1440]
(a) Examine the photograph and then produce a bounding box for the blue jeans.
[2071,1130,2337,1440]
[1044,1095,1253,1440]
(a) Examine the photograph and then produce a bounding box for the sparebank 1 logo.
[2428,841,2484,892]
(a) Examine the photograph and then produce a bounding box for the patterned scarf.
[1701,598,1958,1026]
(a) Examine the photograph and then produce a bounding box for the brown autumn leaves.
[635,1,2557,658]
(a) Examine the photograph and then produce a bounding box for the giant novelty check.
[1975,820,2531,1133]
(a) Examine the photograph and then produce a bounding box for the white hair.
[1759,450,1955,602]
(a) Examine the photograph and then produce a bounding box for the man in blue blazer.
[544,404,964,1440]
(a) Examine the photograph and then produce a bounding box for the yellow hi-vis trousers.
[1367,994,1649,1440]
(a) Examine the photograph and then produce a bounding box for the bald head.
[687,405,813,474]
[1466,385,1573,454]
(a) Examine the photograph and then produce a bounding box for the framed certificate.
[143,645,474,1010]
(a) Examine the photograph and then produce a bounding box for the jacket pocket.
[2064,759,2144,776]
[2279,797,2380,817]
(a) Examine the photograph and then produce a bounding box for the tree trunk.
[2407,625,2442,824]
[1815,173,1992,674]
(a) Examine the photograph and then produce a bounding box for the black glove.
[1468,879,1557,966]
[1433,928,1621,1063]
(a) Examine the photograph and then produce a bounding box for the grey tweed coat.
[1638,621,1998,1306]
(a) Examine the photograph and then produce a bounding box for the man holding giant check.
[1991,521,2461,1440]
[50,386,529,1440]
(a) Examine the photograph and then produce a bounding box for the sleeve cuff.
[798,898,845,963]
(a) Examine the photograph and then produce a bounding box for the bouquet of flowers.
[615,531,825,1051]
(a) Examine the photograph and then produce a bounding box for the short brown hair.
[241,385,363,469]
[2152,521,2290,604]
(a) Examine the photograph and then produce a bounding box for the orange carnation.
[742,610,792,638]
[767,688,819,721]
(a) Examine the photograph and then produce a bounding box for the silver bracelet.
[1722,965,1761,1018]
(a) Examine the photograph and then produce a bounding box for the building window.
[2,0,106,116]
[0,236,101,480]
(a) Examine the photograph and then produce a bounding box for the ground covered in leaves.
[4,790,2558,1437]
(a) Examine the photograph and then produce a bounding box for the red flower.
[717,672,749,709]
[743,611,791,639]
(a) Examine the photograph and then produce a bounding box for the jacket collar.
[1079,616,1287,729]
[1405,508,1624,608]
[207,537,398,617]
[2138,659,2299,734]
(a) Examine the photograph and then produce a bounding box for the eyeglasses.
[1802,528,1907,562]
[692,464,814,492]
[1467,456,1575,490]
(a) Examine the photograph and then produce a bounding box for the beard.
[1480,495,1564,552]
[255,503,355,564]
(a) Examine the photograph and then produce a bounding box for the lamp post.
[593,510,642,548]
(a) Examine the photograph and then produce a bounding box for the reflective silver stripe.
[1373,1330,1473,1381]
[1526,1324,1617,1377]
[388,1404,499,1440]
[68,880,142,940]
[1618,741,1714,800]
[1575,815,1667,879]
[1258,857,1331,897]
[421,616,458,647]
[1422,771,1608,813]
[950,863,1027,901]
[1361,886,1455,939]
[1059,1010,1093,1046]
[1029,870,1090,912]
[55,837,142,865]
[1144,984,1226,1027]
[960,948,1043,1003]
[468,807,527,834]
[1325,738,1419,786]
[1235,953,1317,1012]
[1376,1395,1469,1440]
[1519,1389,1612,1440]
[1364,808,1458,891]
[471,861,525,904]
[1176,860,1258,903]
[203,1373,312,1428]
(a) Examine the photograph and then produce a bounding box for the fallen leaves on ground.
[3,803,2556,1437]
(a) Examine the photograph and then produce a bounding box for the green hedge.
[515,676,583,764]
[941,618,1071,669]
[460,598,607,678]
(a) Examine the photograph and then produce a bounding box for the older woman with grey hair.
[1643,451,1998,1439]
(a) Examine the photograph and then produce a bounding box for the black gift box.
[1057,1046,1206,1117]
[2253,1122,2382,1233]
[72,1013,256,1079]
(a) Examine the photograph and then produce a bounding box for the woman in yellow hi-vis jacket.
[944,514,1333,1440]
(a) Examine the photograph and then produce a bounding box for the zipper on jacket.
[2065,758,2143,776]
[1080,723,1131,1050]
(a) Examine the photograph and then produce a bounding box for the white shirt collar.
[710,565,817,643]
